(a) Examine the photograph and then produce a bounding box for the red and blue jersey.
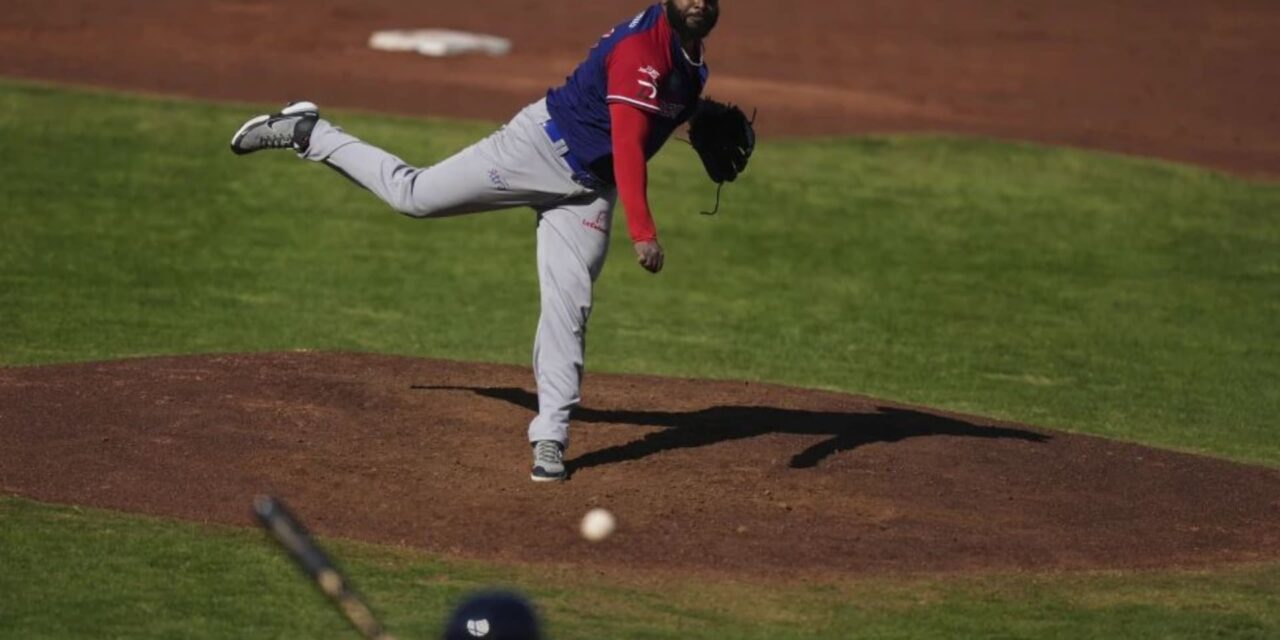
[546,3,710,183]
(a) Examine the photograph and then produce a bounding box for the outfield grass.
[3,496,1279,640]
[2,81,1280,638]
[2,82,1277,466]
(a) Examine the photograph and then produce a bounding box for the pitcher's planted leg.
[528,191,615,481]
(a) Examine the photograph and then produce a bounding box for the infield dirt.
[1,0,1278,176]
[2,353,1278,578]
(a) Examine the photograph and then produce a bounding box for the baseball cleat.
[229,101,320,155]
[530,440,566,482]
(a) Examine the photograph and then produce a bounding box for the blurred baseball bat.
[253,495,396,640]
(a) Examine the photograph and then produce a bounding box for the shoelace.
[261,118,297,148]
[534,441,562,465]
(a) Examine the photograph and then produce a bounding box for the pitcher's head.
[665,0,720,41]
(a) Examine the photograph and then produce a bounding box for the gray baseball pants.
[302,98,615,449]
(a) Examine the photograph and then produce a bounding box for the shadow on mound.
[412,385,1050,472]
[7,352,1280,576]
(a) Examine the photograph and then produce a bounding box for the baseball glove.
[688,98,756,184]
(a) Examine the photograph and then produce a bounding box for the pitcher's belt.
[543,118,606,191]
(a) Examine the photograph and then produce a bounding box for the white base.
[368,29,512,58]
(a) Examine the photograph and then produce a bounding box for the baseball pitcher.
[229,0,753,482]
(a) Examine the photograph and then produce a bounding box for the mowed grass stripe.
[2,496,1279,639]
[1,80,1277,470]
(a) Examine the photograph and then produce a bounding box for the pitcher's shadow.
[412,385,1050,472]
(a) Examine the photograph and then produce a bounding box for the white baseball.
[580,507,616,542]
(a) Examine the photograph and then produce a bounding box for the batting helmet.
[443,590,542,640]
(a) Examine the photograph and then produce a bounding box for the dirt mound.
[2,352,1277,577]
[1,0,1278,176]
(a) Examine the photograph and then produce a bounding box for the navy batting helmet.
[443,590,542,640]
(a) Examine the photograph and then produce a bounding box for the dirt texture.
[1,0,1279,177]
[2,352,1278,577]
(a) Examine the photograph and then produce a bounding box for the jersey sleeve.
[604,33,670,115]
[609,102,658,243]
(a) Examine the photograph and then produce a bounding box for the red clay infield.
[1,0,1278,176]
[2,353,1278,577]
[2,1,1279,577]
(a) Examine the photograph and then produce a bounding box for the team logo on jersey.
[636,66,661,100]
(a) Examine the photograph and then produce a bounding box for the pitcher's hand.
[634,240,664,274]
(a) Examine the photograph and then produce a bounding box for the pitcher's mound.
[2,352,1278,577]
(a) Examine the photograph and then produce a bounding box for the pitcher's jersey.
[546,3,709,183]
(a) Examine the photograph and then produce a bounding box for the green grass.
[2,81,1278,465]
[2,80,1280,638]
[3,496,1279,640]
